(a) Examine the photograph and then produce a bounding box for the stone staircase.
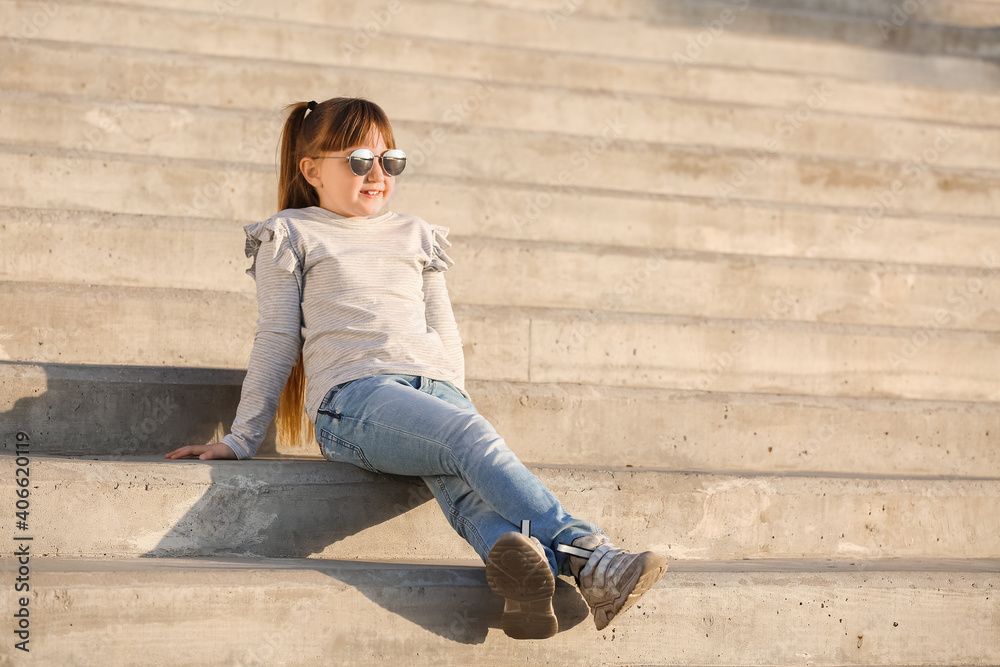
[1,0,999,664]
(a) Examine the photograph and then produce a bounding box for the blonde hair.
[273,97,397,447]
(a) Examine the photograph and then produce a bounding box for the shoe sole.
[592,552,669,631]
[485,532,558,640]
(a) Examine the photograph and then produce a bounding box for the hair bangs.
[316,99,396,154]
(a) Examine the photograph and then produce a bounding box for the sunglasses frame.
[312,148,406,177]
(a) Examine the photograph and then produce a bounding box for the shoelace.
[521,520,627,588]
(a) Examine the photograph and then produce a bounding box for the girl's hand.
[164,442,238,460]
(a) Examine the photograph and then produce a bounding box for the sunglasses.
[314,149,406,177]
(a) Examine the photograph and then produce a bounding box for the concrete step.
[5,362,998,476]
[447,244,1000,332]
[469,381,1000,477]
[459,0,1000,27]
[5,179,998,272]
[4,127,998,226]
[8,82,1000,171]
[5,36,1000,131]
[1,556,997,665]
[0,281,259,368]
[3,281,998,402]
[5,207,1000,333]
[3,454,998,561]
[470,0,1000,38]
[90,0,1000,84]
[0,361,273,457]
[1,3,993,664]
[484,0,1000,67]
[503,304,1000,401]
[716,0,1000,28]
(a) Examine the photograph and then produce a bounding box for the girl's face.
[299,130,395,218]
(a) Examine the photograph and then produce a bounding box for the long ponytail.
[274,102,314,449]
[278,102,319,212]
[271,97,397,450]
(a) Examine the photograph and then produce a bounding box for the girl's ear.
[299,157,322,188]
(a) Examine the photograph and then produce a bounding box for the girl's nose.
[366,159,385,182]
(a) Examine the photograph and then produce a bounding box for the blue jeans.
[313,374,605,576]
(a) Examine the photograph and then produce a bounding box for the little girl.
[165,97,667,640]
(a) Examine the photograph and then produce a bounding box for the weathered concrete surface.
[521,307,1000,402]
[697,0,1000,28]
[467,381,1000,477]
[453,0,1000,34]
[0,361,283,457]
[5,37,1000,130]
[0,282,522,382]
[5,192,999,272]
[6,77,1000,171]
[438,244,1000,331]
[1,0,998,663]
[55,0,1000,79]
[455,0,1000,65]
[0,281,260,367]
[1,556,996,666]
[6,208,1000,332]
[0,208,251,292]
[4,363,998,475]
[2,455,997,561]
[4,130,999,222]
[4,283,999,401]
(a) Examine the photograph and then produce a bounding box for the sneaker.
[565,534,668,631]
[485,531,558,640]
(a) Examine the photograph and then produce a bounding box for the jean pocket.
[319,380,353,414]
[317,421,380,474]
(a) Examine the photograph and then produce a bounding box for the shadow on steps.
[285,560,590,645]
[138,467,590,643]
[0,361,260,457]
[1,360,592,642]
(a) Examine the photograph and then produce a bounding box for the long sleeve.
[221,236,303,459]
[423,268,467,396]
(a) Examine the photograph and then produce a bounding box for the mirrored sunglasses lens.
[382,156,405,176]
[349,150,375,176]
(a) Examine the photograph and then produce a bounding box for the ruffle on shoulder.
[427,223,455,272]
[243,217,300,280]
